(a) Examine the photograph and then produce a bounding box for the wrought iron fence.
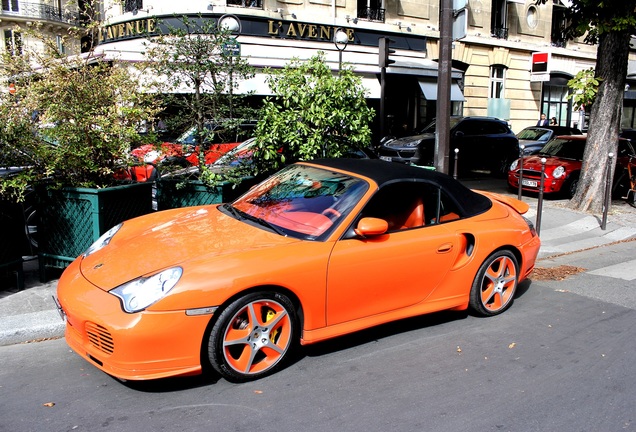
[357,7,385,23]
[226,0,263,9]
[491,27,509,39]
[0,2,77,25]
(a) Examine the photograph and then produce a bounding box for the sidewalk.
[1,177,635,346]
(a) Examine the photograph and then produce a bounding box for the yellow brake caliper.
[266,309,280,344]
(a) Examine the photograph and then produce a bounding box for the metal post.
[601,152,614,230]
[517,145,525,201]
[536,158,546,236]
[453,148,459,179]
[333,28,348,72]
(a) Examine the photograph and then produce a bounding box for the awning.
[418,79,465,102]
[387,60,464,80]
[361,76,381,99]
[236,74,381,98]
[236,74,274,95]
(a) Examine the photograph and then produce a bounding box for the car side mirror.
[453,131,464,138]
[354,217,388,237]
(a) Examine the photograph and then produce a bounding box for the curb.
[0,310,65,346]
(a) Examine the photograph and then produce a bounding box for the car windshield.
[539,138,585,160]
[175,124,215,145]
[213,138,256,167]
[231,164,369,240]
[517,128,551,141]
[420,118,462,133]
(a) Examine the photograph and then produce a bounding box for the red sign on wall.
[531,52,550,74]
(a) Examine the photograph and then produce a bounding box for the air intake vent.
[86,322,114,355]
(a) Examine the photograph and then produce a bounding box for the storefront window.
[541,75,574,128]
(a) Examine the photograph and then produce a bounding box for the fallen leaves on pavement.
[532,265,586,281]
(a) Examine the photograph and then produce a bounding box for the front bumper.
[57,259,213,380]
[508,172,565,194]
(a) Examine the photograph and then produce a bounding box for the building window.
[2,0,19,12]
[227,0,263,8]
[551,0,568,47]
[357,0,385,22]
[526,6,538,29]
[123,0,143,13]
[541,75,575,128]
[490,65,506,99]
[4,29,22,56]
[56,35,65,54]
[491,0,508,39]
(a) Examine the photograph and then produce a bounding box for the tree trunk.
[568,30,631,213]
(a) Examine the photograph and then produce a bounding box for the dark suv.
[378,116,519,177]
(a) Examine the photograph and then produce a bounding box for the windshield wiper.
[244,213,287,236]
[223,203,244,220]
[223,203,287,237]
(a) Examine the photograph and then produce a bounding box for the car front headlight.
[111,267,183,313]
[405,141,421,148]
[553,166,566,179]
[83,223,122,258]
[509,159,519,171]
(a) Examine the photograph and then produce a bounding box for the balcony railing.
[491,27,509,39]
[1,2,77,25]
[357,7,385,23]
[227,0,263,9]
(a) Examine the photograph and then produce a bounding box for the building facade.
[1,0,81,58]
[6,0,636,135]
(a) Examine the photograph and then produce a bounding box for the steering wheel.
[321,208,342,220]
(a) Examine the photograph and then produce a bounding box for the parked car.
[620,128,636,144]
[516,125,583,155]
[507,135,636,198]
[56,158,540,383]
[132,120,257,167]
[166,138,378,179]
[378,117,519,177]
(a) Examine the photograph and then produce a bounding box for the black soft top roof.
[306,158,492,217]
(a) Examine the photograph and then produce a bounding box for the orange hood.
[79,205,299,290]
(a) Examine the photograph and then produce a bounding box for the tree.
[0,24,160,201]
[251,52,375,175]
[141,15,256,151]
[560,0,636,213]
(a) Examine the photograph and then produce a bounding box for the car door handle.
[437,243,453,253]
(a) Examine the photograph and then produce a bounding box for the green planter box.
[37,182,153,280]
[0,200,25,290]
[155,178,256,211]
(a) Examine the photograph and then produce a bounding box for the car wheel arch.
[468,247,522,317]
[562,171,581,198]
[199,284,305,370]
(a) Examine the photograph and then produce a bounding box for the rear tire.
[469,250,519,317]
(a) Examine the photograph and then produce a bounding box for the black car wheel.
[208,291,299,382]
[469,250,519,316]
[24,206,38,254]
[563,174,579,199]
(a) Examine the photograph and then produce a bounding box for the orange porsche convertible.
[56,159,541,383]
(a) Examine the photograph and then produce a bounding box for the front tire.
[563,174,579,199]
[469,250,519,316]
[208,292,298,382]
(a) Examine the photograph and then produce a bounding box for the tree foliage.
[141,15,256,146]
[567,68,601,111]
[251,53,375,175]
[0,25,160,202]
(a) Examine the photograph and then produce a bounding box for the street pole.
[435,0,453,174]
